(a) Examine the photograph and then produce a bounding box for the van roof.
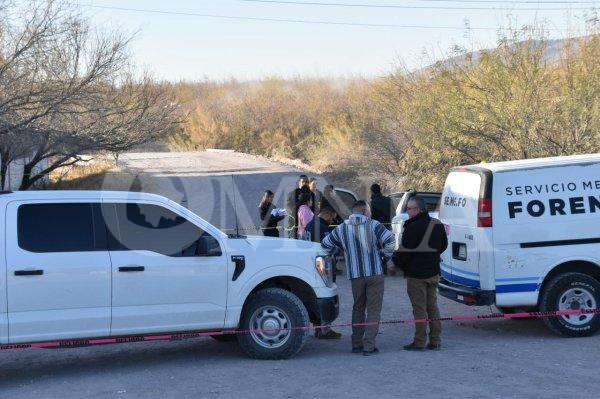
[460,153,600,173]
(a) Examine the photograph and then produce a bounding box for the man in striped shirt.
[321,200,395,355]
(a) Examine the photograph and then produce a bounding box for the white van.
[0,190,338,359]
[438,154,600,337]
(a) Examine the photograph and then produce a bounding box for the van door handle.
[14,269,44,276]
[118,266,145,272]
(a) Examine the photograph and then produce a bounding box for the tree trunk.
[19,161,35,190]
[0,153,9,191]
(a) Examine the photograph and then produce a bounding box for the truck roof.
[0,190,170,203]
[460,153,600,173]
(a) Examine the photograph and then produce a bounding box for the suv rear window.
[400,194,441,213]
[18,203,104,253]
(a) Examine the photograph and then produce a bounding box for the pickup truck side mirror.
[196,234,222,257]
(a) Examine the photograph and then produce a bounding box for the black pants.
[263,228,279,237]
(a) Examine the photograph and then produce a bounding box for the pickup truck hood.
[240,235,325,255]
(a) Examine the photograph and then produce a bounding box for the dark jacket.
[370,193,393,228]
[320,195,343,226]
[260,203,284,237]
[305,216,333,243]
[397,212,448,279]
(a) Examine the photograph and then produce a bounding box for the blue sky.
[76,0,598,81]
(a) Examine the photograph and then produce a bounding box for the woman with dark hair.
[297,192,314,240]
[259,190,285,237]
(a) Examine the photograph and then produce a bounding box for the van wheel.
[237,288,309,360]
[540,273,600,337]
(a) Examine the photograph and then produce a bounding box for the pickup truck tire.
[540,273,600,337]
[237,288,310,360]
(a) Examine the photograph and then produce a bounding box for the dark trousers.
[351,275,384,351]
[406,275,442,347]
[263,228,279,237]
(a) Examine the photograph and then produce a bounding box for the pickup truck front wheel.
[238,288,310,359]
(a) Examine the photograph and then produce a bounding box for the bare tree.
[0,1,181,189]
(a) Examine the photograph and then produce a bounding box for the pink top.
[297,205,314,236]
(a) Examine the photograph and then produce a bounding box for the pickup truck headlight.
[315,256,333,288]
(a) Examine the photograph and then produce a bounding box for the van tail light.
[477,198,492,227]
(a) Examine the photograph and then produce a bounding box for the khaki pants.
[351,275,384,351]
[406,275,442,347]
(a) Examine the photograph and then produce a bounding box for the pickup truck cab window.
[107,202,221,257]
[17,203,106,253]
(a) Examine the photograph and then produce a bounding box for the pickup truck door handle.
[118,266,145,272]
[14,269,44,276]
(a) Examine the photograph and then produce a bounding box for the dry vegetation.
[168,28,600,192]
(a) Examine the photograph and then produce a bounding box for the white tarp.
[0,156,49,191]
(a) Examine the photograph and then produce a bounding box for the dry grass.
[49,159,143,191]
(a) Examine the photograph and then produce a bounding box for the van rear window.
[439,172,482,226]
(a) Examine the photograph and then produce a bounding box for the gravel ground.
[1,273,599,399]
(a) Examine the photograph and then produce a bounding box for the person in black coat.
[320,184,344,226]
[369,183,392,229]
[397,195,448,351]
[259,190,285,237]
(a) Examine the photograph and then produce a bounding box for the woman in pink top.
[297,192,314,240]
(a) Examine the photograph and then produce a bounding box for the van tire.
[237,288,310,359]
[540,273,600,337]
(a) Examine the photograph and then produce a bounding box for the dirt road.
[1,274,597,399]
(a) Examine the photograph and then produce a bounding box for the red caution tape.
[1,308,598,351]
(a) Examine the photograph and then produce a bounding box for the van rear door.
[439,170,485,288]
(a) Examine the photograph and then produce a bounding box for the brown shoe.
[363,348,380,356]
[403,342,426,351]
[317,329,342,340]
[427,343,441,351]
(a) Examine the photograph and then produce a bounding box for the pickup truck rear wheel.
[540,273,600,337]
[238,288,309,359]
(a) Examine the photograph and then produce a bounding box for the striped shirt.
[321,214,395,279]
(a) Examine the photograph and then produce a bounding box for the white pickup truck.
[0,190,338,359]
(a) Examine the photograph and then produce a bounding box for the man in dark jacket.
[398,195,448,351]
[305,207,335,243]
[369,184,392,229]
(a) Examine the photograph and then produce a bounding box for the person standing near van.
[399,196,448,351]
[370,183,392,229]
[258,190,285,237]
[321,200,395,356]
